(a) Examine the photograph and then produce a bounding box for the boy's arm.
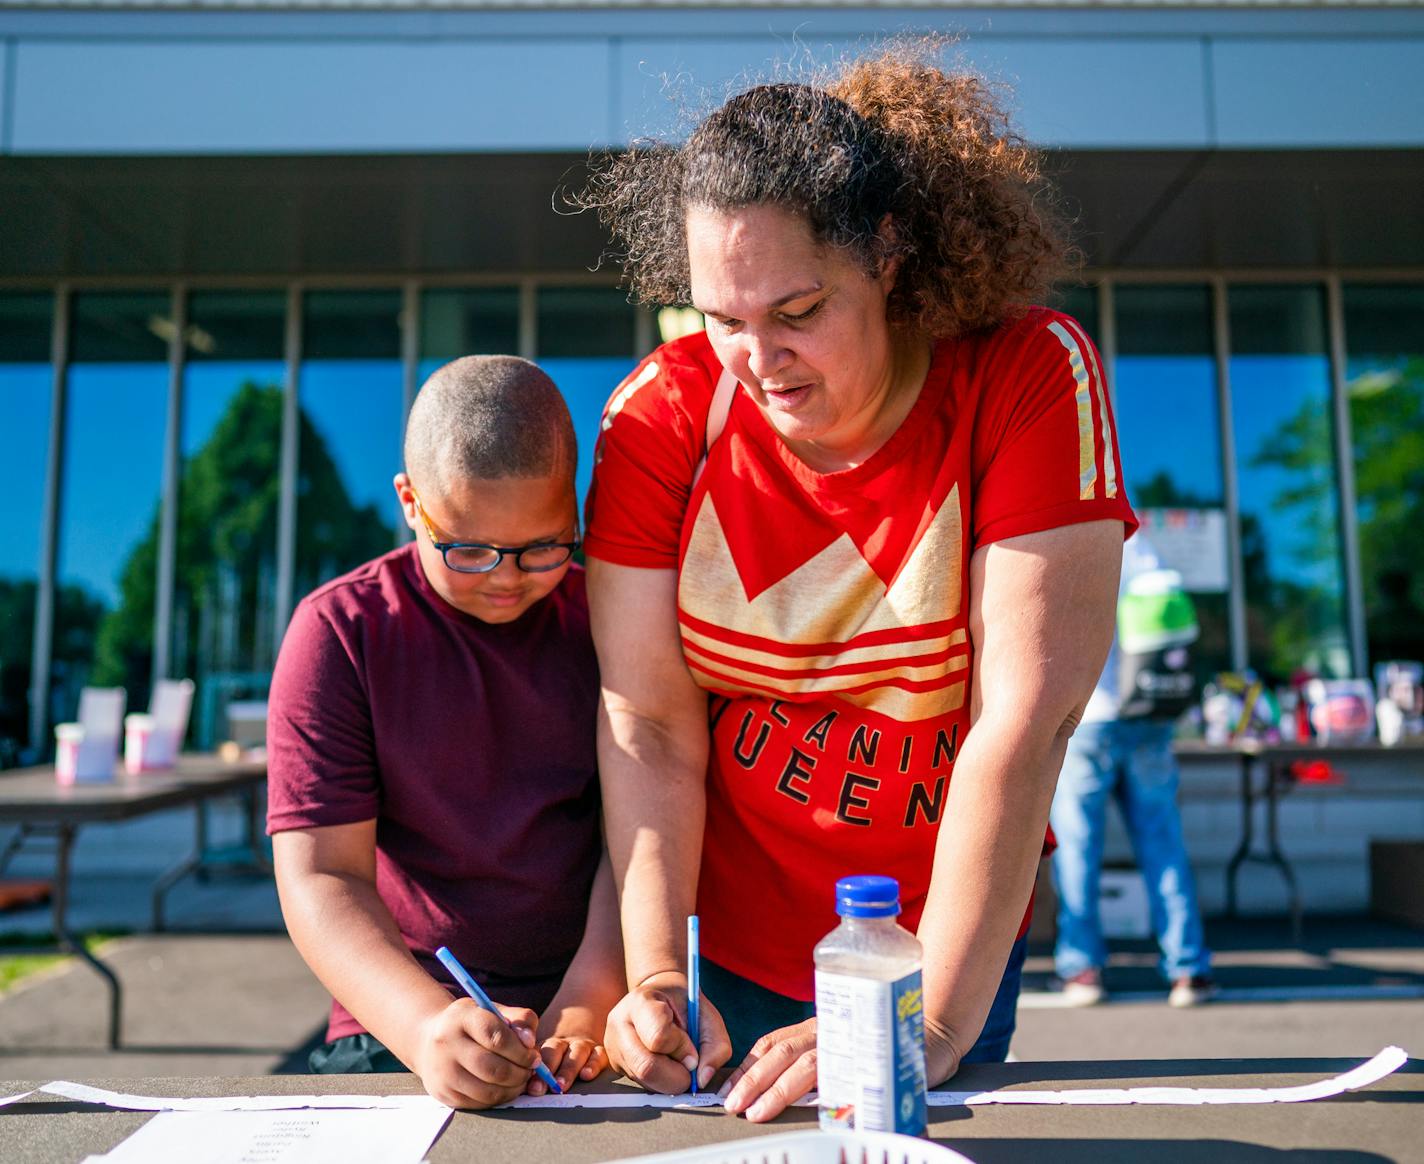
[273,820,542,1108]
[534,846,624,1089]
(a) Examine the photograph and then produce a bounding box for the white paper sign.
[1138,508,1230,593]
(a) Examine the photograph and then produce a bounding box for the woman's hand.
[604,972,732,1094]
[719,1017,817,1122]
[719,1014,966,1121]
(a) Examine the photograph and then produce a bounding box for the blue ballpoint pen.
[687,915,701,1095]
[434,945,563,1095]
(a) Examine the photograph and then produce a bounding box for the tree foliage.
[89,382,395,699]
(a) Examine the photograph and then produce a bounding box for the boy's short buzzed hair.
[404,355,576,493]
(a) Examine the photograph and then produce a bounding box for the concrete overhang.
[2,147,1421,282]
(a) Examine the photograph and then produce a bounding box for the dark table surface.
[1174,738,1424,760]
[1,1059,1418,1164]
[0,754,266,824]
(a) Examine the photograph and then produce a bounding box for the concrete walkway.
[0,934,328,1080]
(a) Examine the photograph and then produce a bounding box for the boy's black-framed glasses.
[411,489,580,575]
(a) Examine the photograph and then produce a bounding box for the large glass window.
[178,292,286,747]
[0,295,53,762]
[1229,285,1348,681]
[538,287,640,507]
[415,286,523,490]
[295,291,403,598]
[1113,285,1231,680]
[54,293,171,725]
[419,287,521,382]
[1343,284,1424,668]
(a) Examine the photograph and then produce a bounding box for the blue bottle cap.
[835,875,901,918]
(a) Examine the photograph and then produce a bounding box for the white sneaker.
[1061,969,1105,1006]
[1168,975,1218,1007]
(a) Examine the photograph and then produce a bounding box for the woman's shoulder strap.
[693,365,739,490]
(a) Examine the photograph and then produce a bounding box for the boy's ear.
[392,472,419,530]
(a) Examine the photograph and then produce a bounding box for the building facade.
[2,0,1422,761]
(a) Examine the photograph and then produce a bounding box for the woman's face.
[686,203,902,462]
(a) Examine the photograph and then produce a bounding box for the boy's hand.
[530,1033,609,1096]
[604,972,732,1094]
[412,997,542,1109]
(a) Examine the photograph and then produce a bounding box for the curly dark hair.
[572,45,1070,338]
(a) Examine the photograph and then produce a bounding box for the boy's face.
[394,470,577,624]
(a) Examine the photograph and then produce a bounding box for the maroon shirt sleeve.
[266,594,381,833]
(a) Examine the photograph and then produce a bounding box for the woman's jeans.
[1049,719,1212,982]
[703,935,1027,1072]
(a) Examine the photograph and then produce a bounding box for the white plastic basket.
[609,1129,976,1164]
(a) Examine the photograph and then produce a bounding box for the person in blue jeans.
[1050,535,1215,1008]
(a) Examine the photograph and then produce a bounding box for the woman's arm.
[720,518,1123,1120]
[587,557,733,1093]
[916,518,1122,1076]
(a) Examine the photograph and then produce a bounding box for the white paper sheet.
[502,1045,1410,1110]
[75,1107,451,1164]
[924,1045,1410,1108]
[506,1091,727,1110]
[11,1045,1408,1125]
[0,1090,35,1108]
[41,1081,447,1112]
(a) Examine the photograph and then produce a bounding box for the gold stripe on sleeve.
[1048,321,1098,501]
[1063,315,1118,500]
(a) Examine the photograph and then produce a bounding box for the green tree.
[1351,359,1424,663]
[1246,356,1424,676]
[0,579,103,764]
[90,383,395,699]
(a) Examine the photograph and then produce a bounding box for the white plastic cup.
[1378,700,1404,747]
[54,723,83,785]
[124,713,156,773]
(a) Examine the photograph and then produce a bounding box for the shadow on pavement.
[270,1021,330,1075]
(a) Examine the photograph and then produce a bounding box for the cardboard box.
[1370,840,1424,930]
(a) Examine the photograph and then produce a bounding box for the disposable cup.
[124,713,156,774]
[54,723,83,785]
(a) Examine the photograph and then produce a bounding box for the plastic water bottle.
[814,874,927,1135]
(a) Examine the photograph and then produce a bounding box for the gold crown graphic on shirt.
[678,488,967,722]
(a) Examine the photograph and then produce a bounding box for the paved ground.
[1,805,1420,1083]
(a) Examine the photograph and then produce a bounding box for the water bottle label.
[815,968,927,1135]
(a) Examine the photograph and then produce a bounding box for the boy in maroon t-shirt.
[267,356,621,1109]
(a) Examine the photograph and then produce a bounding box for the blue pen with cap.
[435,945,563,1095]
[687,914,701,1095]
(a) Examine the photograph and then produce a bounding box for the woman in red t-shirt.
[578,46,1135,1119]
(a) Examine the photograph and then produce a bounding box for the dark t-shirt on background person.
[266,543,601,1042]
